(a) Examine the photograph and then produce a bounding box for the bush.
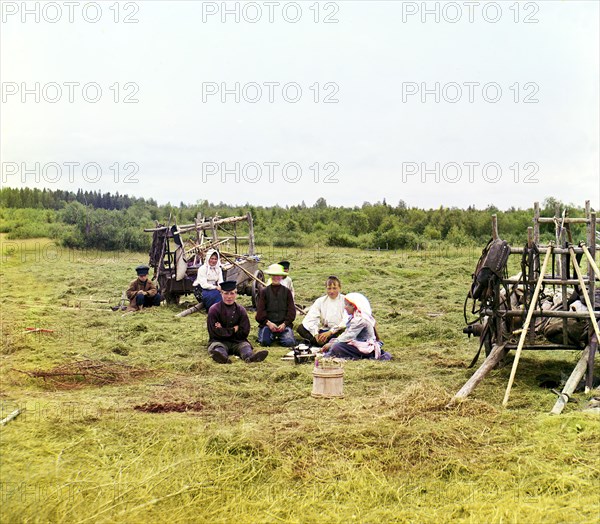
[327,232,358,248]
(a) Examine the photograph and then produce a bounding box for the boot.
[246,350,268,363]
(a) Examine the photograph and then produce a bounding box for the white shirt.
[193,264,223,289]
[301,293,348,336]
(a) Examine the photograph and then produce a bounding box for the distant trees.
[0,187,590,251]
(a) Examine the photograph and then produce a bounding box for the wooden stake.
[502,246,553,407]
[549,345,591,415]
[447,344,508,407]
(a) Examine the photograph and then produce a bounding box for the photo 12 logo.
[402,82,539,104]
[201,162,340,183]
[1,82,139,104]
[401,162,540,184]
[200,1,339,23]
[201,82,339,104]
[401,2,539,24]
[1,162,140,184]
[1,1,140,23]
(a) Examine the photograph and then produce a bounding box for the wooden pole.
[581,244,600,278]
[220,254,306,314]
[447,344,508,406]
[221,253,265,286]
[502,246,553,407]
[144,215,250,233]
[175,303,204,318]
[247,212,255,256]
[586,335,598,393]
[568,246,600,342]
[549,345,591,415]
[1,408,22,426]
[533,201,540,244]
[491,215,498,240]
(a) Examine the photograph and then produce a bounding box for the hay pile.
[16,359,153,389]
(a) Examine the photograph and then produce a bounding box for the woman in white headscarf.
[322,293,390,360]
[193,249,224,310]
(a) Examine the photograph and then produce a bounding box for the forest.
[0,187,588,252]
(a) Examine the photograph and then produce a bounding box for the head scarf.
[203,249,221,267]
[344,292,376,327]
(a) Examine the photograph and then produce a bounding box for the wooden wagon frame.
[450,200,598,413]
[144,212,265,307]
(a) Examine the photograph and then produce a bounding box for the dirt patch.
[15,359,154,389]
[134,401,205,413]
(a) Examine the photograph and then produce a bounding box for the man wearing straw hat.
[207,280,269,364]
[256,264,297,347]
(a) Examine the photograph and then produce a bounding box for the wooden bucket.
[312,367,344,398]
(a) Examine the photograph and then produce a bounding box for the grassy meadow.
[1,236,598,523]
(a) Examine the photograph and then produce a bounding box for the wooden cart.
[144,212,264,306]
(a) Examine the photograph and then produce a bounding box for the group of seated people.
[126,250,391,364]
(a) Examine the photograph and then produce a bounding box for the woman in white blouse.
[193,249,224,310]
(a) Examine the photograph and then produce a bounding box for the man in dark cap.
[207,280,268,364]
[126,265,161,311]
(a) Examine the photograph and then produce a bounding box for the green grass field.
[1,237,598,523]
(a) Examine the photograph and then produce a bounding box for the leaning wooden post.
[550,345,591,415]
[586,206,597,390]
[533,201,540,245]
[175,303,204,318]
[568,246,600,343]
[210,217,218,242]
[246,212,255,256]
[581,243,600,278]
[526,227,536,343]
[491,214,498,240]
[503,246,553,407]
[586,335,598,393]
[1,408,22,426]
[447,344,508,407]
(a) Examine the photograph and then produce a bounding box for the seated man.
[256,264,297,347]
[126,265,161,311]
[297,275,347,346]
[267,260,295,299]
[207,281,268,364]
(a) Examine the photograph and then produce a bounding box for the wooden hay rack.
[144,212,262,306]
[450,200,598,413]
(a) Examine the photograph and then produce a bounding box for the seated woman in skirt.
[193,249,224,310]
[322,293,391,360]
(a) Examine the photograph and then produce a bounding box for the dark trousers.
[297,325,331,347]
[324,342,392,361]
[208,340,253,360]
[257,326,296,347]
[324,342,375,360]
[201,289,222,310]
[135,293,161,307]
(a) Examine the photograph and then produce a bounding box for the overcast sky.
[1,0,599,209]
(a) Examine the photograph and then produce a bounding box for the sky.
[1,0,599,209]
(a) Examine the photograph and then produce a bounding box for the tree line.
[0,187,590,252]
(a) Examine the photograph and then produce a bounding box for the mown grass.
[1,237,598,523]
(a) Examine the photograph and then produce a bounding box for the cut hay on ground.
[15,359,154,389]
